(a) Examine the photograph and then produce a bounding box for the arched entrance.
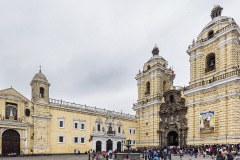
[106,139,113,151]
[117,141,121,152]
[96,141,102,152]
[2,129,20,156]
[167,131,178,146]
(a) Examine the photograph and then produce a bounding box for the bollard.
[106,154,109,160]
[88,154,91,160]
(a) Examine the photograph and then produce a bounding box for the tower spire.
[39,65,41,72]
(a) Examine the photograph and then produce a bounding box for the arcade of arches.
[159,90,187,146]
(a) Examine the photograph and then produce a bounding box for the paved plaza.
[0,154,240,160]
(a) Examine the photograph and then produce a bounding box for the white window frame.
[73,121,79,129]
[58,136,65,143]
[96,123,101,132]
[80,136,85,144]
[118,126,122,134]
[73,136,79,144]
[59,118,64,128]
[133,139,136,145]
[80,122,86,130]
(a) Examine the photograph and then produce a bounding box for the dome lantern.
[152,45,159,56]
[211,5,223,19]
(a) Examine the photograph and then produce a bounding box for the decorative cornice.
[184,74,240,96]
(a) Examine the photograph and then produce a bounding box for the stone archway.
[2,129,20,156]
[117,141,121,152]
[96,141,102,152]
[106,139,113,151]
[167,131,178,146]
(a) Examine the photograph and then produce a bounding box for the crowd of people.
[89,144,240,160]
[141,144,240,160]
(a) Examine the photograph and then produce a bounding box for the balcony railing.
[183,69,240,91]
[107,131,115,135]
[188,23,237,50]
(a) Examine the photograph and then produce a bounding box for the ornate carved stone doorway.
[2,129,20,156]
[167,131,178,146]
[159,89,188,146]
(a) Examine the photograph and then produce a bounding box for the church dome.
[195,6,237,42]
[32,70,48,82]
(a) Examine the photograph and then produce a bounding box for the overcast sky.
[0,1,239,115]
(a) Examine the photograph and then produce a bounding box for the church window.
[147,65,151,70]
[133,140,136,144]
[25,109,30,117]
[170,95,174,103]
[58,136,64,143]
[133,129,136,134]
[145,82,150,95]
[74,137,78,143]
[97,124,101,131]
[5,103,17,120]
[40,87,45,98]
[129,129,132,134]
[163,81,167,93]
[59,118,64,128]
[80,122,86,130]
[74,121,78,129]
[205,53,216,72]
[118,126,121,133]
[208,30,214,39]
[80,137,85,143]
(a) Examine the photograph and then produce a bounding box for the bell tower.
[30,68,50,104]
[184,6,240,144]
[133,45,174,147]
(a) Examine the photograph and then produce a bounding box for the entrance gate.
[117,141,121,152]
[96,141,102,152]
[2,129,20,156]
[106,139,113,151]
[167,131,178,146]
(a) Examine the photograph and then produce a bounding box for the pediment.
[0,88,30,101]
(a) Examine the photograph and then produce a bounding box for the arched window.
[208,30,214,39]
[145,82,150,95]
[118,126,121,133]
[147,65,151,70]
[170,95,174,103]
[163,81,166,93]
[40,87,45,98]
[205,53,216,72]
[97,124,101,131]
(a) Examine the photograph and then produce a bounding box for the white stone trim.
[217,36,239,48]
[184,75,240,96]
[188,26,239,53]
[189,52,203,61]
[133,100,161,110]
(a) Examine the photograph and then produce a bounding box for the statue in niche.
[102,127,105,132]
[92,126,95,131]
[170,114,174,122]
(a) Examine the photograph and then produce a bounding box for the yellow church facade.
[0,5,240,156]
[183,6,240,144]
[0,70,137,155]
